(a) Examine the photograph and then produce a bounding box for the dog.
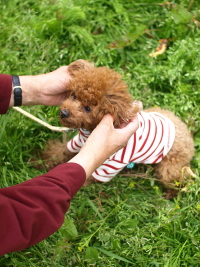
[38,59,195,199]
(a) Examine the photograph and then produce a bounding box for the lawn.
[0,0,200,266]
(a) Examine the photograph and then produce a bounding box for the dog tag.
[127,162,135,169]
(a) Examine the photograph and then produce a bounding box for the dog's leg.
[31,140,76,171]
[154,155,193,199]
[145,108,195,199]
[83,176,95,187]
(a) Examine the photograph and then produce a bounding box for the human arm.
[69,114,139,178]
[0,74,12,114]
[0,163,85,256]
[0,113,138,256]
[9,66,71,107]
[0,66,71,114]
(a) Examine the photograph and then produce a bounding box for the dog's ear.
[104,99,143,128]
[68,59,94,75]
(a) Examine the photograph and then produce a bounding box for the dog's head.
[60,59,142,131]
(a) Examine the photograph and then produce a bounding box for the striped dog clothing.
[67,111,175,182]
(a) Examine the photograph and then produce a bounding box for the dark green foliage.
[0,0,200,266]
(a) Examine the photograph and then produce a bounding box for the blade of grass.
[94,247,135,264]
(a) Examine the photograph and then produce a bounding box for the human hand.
[83,114,139,163]
[69,114,139,178]
[33,66,72,106]
[10,66,71,107]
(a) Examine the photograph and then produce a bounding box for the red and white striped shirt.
[67,111,175,182]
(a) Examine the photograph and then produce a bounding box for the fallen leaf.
[149,39,168,57]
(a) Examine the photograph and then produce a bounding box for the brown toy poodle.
[39,59,195,199]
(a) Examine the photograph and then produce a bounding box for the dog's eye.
[84,106,91,112]
[72,94,76,100]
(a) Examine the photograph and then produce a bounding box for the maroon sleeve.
[0,162,86,256]
[0,74,12,114]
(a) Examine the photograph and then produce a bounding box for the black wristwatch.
[12,75,22,106]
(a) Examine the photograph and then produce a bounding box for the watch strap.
[12,75,22,106]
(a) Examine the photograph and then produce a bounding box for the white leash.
[12,107,71,133]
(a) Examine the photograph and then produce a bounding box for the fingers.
[99,114,138,137]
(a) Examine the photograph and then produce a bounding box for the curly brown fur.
[38,60,195,199]
[60,60,142,131]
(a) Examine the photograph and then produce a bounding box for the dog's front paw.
[30,139,68,171]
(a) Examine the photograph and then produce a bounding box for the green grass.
[0,0,200,266]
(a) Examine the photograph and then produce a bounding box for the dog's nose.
[60,109,70,119]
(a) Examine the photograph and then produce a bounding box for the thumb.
[119,115,139,136]
[100,114,114,126]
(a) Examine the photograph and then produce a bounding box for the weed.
[0,0,200,266]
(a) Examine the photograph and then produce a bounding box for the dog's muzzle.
[60,109,70,119]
